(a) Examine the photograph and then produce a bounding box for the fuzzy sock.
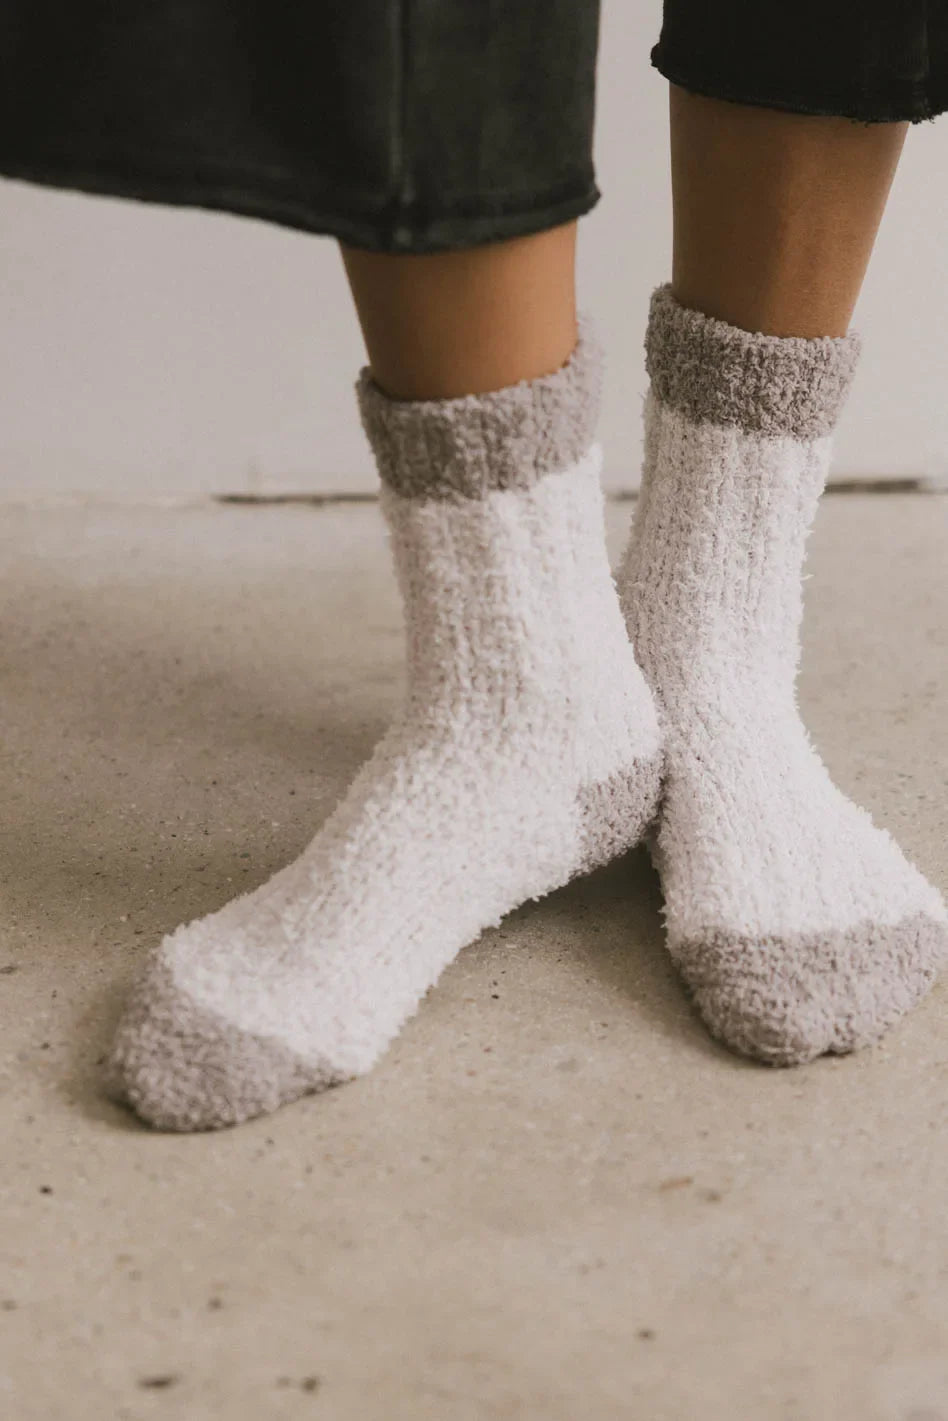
[619,285,948,1066]
[106,313,663,1130]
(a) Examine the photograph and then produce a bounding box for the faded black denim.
[653,0,948,124]
[2,3,943,256]
[0,0,603,253]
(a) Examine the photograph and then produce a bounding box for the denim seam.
[387,0,416,214]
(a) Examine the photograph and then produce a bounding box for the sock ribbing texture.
[105,312,663,1130]
[619,284,948,1066]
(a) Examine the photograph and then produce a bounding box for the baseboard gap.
[1,475,943,511]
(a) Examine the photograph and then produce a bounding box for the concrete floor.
[1,491,946,1421]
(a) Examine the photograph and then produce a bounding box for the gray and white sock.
[619,285,948,1066]
[106,313,663,1130]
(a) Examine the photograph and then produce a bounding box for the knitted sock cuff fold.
[645,283,861,440]
[354,310,603,500]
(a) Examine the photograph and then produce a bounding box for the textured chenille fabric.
[105,312,663,1131]
[619,285,948,1066]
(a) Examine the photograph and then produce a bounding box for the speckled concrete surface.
[1,493,946,1421]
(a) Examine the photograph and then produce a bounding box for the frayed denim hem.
[652,48,948,126]
[0,142,602,253]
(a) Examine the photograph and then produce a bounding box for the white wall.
[2,1,948,502]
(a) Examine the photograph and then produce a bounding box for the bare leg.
[669,85,908,337]
[339,223,578,399]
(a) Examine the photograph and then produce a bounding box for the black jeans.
[0,0,601,254]
[653,0,948,125]
[0,2,944,254]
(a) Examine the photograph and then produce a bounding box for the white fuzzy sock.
[106,314,662,1130]
[619,285,948,1065]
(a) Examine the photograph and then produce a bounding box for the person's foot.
[105,315,663,1130]
[620,285,948,1065]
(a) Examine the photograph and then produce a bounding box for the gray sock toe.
[674,913,948,1067]
[105,955,340,1131]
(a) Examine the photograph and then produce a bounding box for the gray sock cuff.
[355,310,603,500]
[645,283,862,440]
